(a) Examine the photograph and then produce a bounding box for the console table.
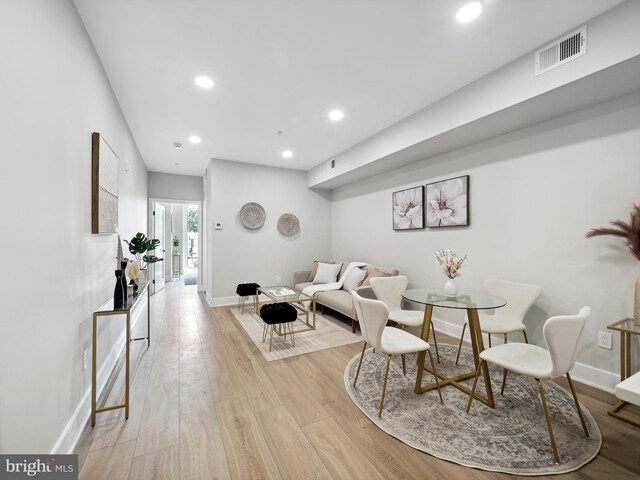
[91,282,150,427]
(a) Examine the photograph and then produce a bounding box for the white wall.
[205,159,332,303]
[148,172,203,201]
[0,0,148,453]
[331,93,640,386]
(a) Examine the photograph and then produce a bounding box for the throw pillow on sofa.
[309,260,336,282]
[342,267,367,292]
[362,268,392,286]
[313,262,342,284]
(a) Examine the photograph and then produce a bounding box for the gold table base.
[415,305,495,408]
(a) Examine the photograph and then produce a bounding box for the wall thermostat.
[214,222,223,230]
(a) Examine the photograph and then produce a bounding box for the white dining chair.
[351,290,444,417]
[466,306,591,464]
[455,278,542,365]
[370,275,441,362]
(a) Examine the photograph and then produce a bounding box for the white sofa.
[294,263,399,333]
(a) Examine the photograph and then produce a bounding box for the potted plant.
[586,204,640,325]
[124,232,164,284]
[172,235,180,255]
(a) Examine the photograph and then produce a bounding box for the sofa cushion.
[317,290,353,317]
[343,267,367,292]
[295,281,313,291]
[362,268,392,286]
[313,262,342,284]
[309,260,336,282]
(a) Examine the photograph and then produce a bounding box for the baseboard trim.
[208,294,273,308]
[51,296,147,454]
[430,316,618,394]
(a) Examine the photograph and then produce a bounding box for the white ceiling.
[75,0,623,177]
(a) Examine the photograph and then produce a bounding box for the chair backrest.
[369,275,408,311]
[543,306,590,378]
[485,278,542,323]
[351,290,389,350]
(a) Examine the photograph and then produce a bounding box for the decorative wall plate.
[277,213,300,237]
[239,202,266,229]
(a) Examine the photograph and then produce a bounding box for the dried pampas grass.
[586,204,640,261]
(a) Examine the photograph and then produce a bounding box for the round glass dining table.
[402,287,507,408]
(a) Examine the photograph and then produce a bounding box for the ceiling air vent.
[327,157,336,171]
[535,25,587,76]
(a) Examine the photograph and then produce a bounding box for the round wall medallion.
[239,202,266,230]
[277,213,300,237]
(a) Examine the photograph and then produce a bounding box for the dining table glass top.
[402,287,506,310]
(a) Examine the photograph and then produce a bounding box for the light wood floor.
[75,280,640,480]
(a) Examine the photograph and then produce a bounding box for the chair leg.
[566,373,590,439]
[428,349,444,405]
[488,334,492,348]
[262,323,268,342]
[378,355,392,418]
[501,369,508,396]
[401,354,407,376]
[523,330,529,343]
[290,322,295,347]
[429,320,440,363]
[455,323,467,365]
[466,359,484,414]
[353,342,367,388]
[536,379,560,464]
[503,333,508,344]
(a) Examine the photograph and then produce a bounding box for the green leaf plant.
[124,232,164,269]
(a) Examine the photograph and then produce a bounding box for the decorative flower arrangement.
[125,260,141,281]
[585,204,640,261]
[435,249,467,279]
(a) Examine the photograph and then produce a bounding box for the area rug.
[344,343,601,475]
[231,307,361,361]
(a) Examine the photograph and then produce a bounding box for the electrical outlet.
[597,331,612,350]
[276,275,282,284]
[83,349,88,370]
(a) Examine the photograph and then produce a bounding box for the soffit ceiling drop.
[74,0,623,176]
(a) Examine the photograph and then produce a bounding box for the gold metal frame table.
[91,282,150,427]
[256,285,316,335]
[402,288,506,408]
[607,318,640,427]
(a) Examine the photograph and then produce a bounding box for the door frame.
[148,197,204,292]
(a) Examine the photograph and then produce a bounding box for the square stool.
[236,283,260,313]
[260,303,297,351]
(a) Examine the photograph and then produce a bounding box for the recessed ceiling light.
[175,162,180,166]
[173,142,182,149]
[329,110,344,121]
[282,150,293,158]
[189,136,201,144]
[456,2,482,23]
[195,76,214,88]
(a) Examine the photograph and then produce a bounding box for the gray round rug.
[344,344,601,476]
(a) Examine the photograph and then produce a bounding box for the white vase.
[634,275,640,327]
[138,269,148,285]
[444,278,458,297]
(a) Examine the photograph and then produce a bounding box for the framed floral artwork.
[393,185,424,230]
[426,175,469,227]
